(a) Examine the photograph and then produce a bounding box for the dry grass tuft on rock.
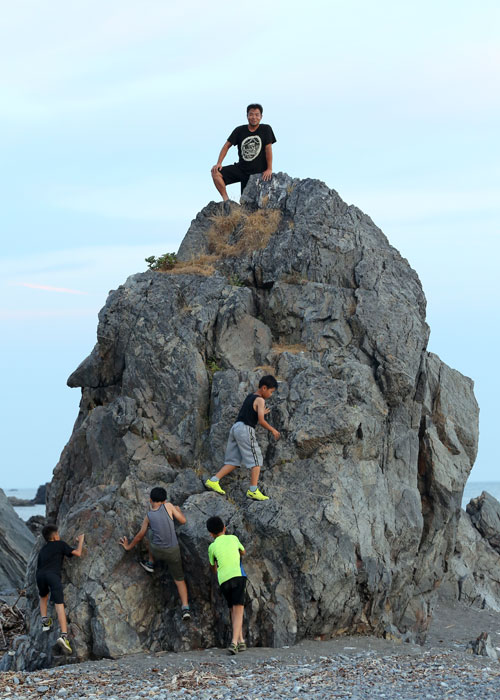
[208,207,281,258]
[166,255,217,277]
[164,206,281,276]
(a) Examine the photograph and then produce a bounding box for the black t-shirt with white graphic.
[227,124,276,174]
[37,540,74,576]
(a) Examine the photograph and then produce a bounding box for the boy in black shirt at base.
[36,524,84,654]
[205,375,280,501]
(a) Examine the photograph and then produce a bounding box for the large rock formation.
[0,489,35,594]
[12,173,479,668]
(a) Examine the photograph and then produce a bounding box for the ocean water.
[5,487,45,521]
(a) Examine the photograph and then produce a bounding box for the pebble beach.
[1,643,500,700]
[2,594,500,700]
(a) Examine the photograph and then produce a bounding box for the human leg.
[215,464,238,480]
[159,546,190,617]
[212,169,229,201]
[54,603,68,634]
[231,604,244,644]
[221,577,246,651]
[216,165,245,203]
[174,579,189,607]
[249,465,260,487]
[233,424,268,500]
[206,425,241,493]
[39,594,49,618]
[140,539,155,572]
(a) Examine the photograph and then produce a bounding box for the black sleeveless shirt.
[236,393,259,428]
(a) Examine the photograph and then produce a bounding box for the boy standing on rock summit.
[36,524,85,654]
[205,375,280,501]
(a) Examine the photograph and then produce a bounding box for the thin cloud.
[0,308,98,320]
[17,283,88,295]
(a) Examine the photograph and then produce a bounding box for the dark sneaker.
[57,635,72,655]
[182,606,191,621]
[140,560,154,573]
[223,200,232,214]
[237,642,247,652]
[42,617,52,632]
[228,642,238,655]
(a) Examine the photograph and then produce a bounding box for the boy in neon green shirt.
[207,516,247,655]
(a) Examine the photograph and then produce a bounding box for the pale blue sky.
[1,1,498,489]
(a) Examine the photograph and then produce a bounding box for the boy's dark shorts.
[220,164,252,194]
[149,542,185,581]
[36,572,65,605]
[220,576,246,607]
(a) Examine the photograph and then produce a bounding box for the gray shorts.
[224,421,263,469]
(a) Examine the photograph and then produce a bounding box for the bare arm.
[255,396,280,440]
[262,143,273,181]
[169,504,186,525]
[71,534,85,557]
[211,141,231,175]
[119,516,149,551]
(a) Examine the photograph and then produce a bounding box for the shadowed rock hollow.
[18,173,479,668]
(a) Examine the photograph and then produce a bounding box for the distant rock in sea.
[33,484,48,506]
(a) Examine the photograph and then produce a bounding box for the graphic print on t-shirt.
[241,135,262,161]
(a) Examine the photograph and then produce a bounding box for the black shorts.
[220,164,253,194]
[220,576,246,607]
[36,571,65,605]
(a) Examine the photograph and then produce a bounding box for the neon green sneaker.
[246,489,269,501]
[57,635,72,655]
[205,479,226,495]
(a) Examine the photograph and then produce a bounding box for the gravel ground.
[1,643,500,699]
[1,595,500,699]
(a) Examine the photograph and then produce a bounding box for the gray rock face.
[445,508,500,612]
[11,173,479,668]
[0,489,35,594]
[466,491,500,553]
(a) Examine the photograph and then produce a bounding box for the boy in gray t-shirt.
[119,486,191,620]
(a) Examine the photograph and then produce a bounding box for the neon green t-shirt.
[208,534,245,585]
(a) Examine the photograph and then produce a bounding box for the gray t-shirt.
[148,504,178,548]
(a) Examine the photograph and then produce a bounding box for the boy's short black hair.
[206,516,225,535]
[247,103,263,114]
[150,487,167,502]
[259,374,278,389]
[42,524,58,542]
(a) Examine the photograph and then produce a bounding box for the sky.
[1,0,498,489]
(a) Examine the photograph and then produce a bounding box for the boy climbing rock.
[207,516,247,655]
[36,524,85,654]
[119,487,191,620]
[205,375,280,501]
